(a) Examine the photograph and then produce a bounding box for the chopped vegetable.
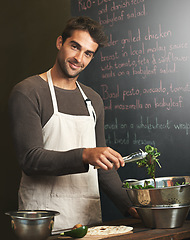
[123,145,161,189]
[175,182,189,186]
[136,145,161,187]
[60,225,88,238]
[131,184,154,189]
[73,224,83,229]
[123,180,154,189]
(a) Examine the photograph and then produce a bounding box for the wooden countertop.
[48,218,190,240]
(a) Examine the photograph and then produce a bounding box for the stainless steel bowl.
[136,205,190,228]
[123,176,190,207]
[5,210,60,240]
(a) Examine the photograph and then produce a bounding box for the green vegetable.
[123,180,154,189]
[60,226,88,238]
[132,185,143,189]
[136,145,161,187]
[175,182,189,186]
[131,184,154,189]
[123,145,161,189]
[124,181,130,188]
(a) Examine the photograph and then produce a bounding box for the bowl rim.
[135,205,190,210]
[122,176,190,191]
[5,210,60,220]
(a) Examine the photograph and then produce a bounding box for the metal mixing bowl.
[123,176,190,207]
[5,210,60,240]
[136,205,190,228]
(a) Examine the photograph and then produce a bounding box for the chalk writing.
[144,24,172,41]
[132,65,157,78]
[101,84,119,100]
[154,96,183,110]
[133,133,156,146]
[123,88,140,100]
[110,1,131,11]
[146,41,166,56]
[174,122,190,135]
[106,34,119,47]
[96,21,190,84]
[114,99,143,110]
[126,4,146,20]
[121,29,141,48]
[105,117,118,129]
[78,0,95,11]
[99,10,125,27]
[100,51,119,61]
[136,116,171,132]
[72,0,190,173]
[169,83,190,93]
[113,131,129,144]
[103,110,190,150]
[143,80,166,94]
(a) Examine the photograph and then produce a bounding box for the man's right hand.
[82,147,125,170]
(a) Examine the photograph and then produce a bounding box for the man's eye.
[71,45,78,50]
[85,52,93,58]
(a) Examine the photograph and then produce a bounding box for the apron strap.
[76,81,97,123]
[46,70,96,122]
[47,69,59,114]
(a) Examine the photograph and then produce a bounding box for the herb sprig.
[136,145,161,187]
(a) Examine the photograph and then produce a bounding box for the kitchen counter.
[48,218,190,240]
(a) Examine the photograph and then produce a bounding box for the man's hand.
[128,207,140,219]
[82,147,125,170]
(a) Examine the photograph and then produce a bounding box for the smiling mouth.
[69,61,83,70]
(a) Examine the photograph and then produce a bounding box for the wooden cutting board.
[82,231,133,239]
[55,233,133,240]
[51,229,133,240]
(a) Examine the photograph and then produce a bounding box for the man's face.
[56,30,98,79]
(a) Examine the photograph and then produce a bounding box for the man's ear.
[56,36,63,50]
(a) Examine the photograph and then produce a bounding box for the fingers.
[128,207,140,219]
[106,147,125,168]
[101,148,120,170]
[97,152,115,170]
[82,147,125,170]
[95,159,112,170]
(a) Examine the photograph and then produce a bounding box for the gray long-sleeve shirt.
[9,75,132,215]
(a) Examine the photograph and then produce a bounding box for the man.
[9,16,138,232]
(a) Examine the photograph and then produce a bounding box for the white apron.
[18,69,102,231]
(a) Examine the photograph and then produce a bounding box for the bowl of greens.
[122,145,190,228]
[122,145,190,207]
[123,176,190,207]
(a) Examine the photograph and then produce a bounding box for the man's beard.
[58,58,83,79]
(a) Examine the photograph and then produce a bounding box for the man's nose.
[74,51,83,62]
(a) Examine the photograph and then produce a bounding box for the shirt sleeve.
[95,97,107,147]
[95,99,133,215]
[98,168,133,216]
[8,89,88,176]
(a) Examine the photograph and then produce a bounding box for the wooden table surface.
[48,218,190,240]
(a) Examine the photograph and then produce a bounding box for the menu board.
[71,0,190,180]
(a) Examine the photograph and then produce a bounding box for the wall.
[3,1,190,237]
[71,0,190,221]
[1,1,71,239]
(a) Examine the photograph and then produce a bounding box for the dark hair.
[61,16,108,50]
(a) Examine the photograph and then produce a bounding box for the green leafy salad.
[124,145,190,189]
[136,145,161,181]
[124,145,161,189]
[124,180,155,189]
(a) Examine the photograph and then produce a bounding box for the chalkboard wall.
[71,0,190,183]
